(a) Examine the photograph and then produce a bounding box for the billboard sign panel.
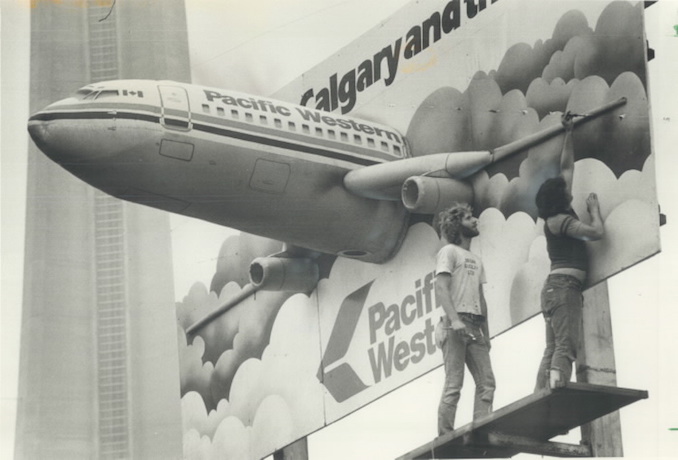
[177,1,658,458]
[276,0,658,336]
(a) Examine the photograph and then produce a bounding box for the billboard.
[176,1,658,458]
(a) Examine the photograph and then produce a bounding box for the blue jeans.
[535,274,584,390]
[437,314,495,434]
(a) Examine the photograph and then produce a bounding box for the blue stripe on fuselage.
[30,108,389,167]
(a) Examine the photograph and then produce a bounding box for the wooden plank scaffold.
[397,382,648,459]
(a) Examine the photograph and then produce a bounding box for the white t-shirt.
[435,244,486,316]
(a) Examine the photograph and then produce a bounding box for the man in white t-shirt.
[434,203,495,435]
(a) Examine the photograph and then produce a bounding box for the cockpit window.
[95,90,120,99]
[73,87,119,100]
[75,88,97,100]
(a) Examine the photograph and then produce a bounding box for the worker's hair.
[535,177,570,219]
[437,203,473,245]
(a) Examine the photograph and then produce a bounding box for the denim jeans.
[535,274,584,390]
[437,314,495,434]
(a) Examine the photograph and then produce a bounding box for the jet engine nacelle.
[249,257,319,292]
[401,176,474,215]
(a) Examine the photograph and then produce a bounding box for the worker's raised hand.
[586,192,600,214]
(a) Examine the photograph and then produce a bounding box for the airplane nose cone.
[27,109,97,165]
[27,118,49,151]
[26,108,134,197]
[27,115,67,164]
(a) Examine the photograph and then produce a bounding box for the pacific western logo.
[317,281,374,403]
[318,273,441,402]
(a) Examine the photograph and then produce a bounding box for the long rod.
[491,97,627,162]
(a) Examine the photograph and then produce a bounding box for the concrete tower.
[15,1,191,458]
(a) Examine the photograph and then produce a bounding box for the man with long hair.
[534,112,604,390]
[435,203,495,434]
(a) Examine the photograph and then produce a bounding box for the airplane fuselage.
[28,80,411,263]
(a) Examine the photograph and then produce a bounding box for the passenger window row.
[201,103,402,156]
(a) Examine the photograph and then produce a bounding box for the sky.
[171,0,414,296]
[2,0,678,459]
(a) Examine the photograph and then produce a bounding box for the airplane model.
[28,79,625,300]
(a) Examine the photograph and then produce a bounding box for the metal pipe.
[491,97,627,163]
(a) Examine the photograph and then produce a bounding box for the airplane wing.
[344,98,627,212]
[186,283,260,335]
[187,245,323,334]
